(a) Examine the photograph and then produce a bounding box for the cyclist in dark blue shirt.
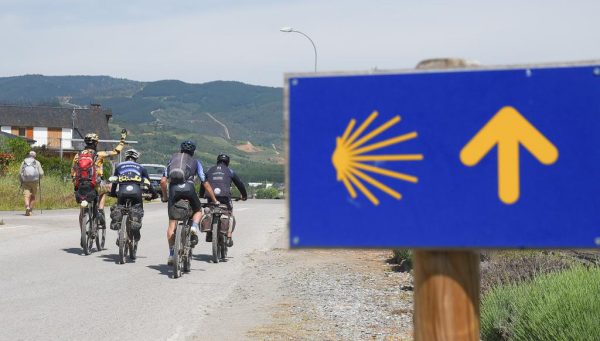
[109,149,157,243]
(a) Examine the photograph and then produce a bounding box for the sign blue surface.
[287,62,600,248]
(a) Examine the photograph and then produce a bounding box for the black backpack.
[167,152,194,184]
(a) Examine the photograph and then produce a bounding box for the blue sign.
[287,62,600,248]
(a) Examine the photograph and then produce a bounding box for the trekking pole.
[39,178,43,215]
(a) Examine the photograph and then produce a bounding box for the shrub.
[6,138,30,161]
[481,266,600,341]
[0,152,15,175]
[256,187,279,199]
[390,249,413,272]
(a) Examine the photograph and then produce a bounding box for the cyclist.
[71,130,127,229]
[160,141,219,265]
[109,149,158,246]
[199,154,247,247]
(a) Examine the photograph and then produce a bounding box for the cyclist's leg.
[97,186,107,228]
[166,184,179,249]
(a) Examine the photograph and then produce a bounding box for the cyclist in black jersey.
[161,141,219,265]
[200,154,247,246]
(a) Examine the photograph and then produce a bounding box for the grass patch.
[481,266,600,340]
[0,166,116,210]
[480,250,577,293]
[0,173,76,210]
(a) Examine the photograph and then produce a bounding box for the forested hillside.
[0,75,284,182]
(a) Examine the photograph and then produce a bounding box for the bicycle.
[202,198,239,263]
[116,198,137,264]
[110,181,151,264]
[79,194,105,255]
[171,199,193,278]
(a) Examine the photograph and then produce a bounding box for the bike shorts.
[168,182,201,218]
[117,182,143,208]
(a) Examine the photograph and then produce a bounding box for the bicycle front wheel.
[173,223,184,278]
[96,226,106,251]
[219,235,227,261]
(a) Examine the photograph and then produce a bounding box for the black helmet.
[124,148,140,161]
[180,140,196,155]
[217,154,230,166]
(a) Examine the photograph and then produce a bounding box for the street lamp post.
[280,27,317,72]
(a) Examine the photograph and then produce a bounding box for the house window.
[18,127,26,137]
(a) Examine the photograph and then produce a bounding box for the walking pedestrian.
[19,151,44,216]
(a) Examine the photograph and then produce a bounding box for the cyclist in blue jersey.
[108,149,158,243]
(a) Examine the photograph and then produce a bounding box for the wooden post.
[413,58,481,341]
[414,251,480,340]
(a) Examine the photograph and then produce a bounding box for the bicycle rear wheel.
[130,240,138,260]
[212,219,219,263]
[173,223,184,278]
[80,210,91,255]
[219,235,227,261]
[118,214,127,264]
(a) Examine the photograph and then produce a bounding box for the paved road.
[0,200,286,340]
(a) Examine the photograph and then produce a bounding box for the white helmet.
[124,149,140,161]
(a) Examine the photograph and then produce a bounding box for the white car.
[141,164,166,199]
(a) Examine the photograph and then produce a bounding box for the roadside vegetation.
[0,136,76,210]
[481,265,600,340]
[387,248,600,340]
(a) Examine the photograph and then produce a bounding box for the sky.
[1,0,599,87]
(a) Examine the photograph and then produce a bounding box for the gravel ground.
[246,249,414,340]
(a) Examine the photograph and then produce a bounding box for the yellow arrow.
[460,106,559,204]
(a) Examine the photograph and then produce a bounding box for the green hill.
[0,75,284,182]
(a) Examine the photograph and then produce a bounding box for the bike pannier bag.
[220,214,235,235]
[130,203,144,231]
[168,199,192,220]
[20,157,40,183]
[200,213,211,232]
[110,205,123,230]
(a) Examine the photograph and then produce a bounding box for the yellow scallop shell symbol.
[332,111,423,206]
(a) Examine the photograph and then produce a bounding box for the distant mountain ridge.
[0,75,282,142]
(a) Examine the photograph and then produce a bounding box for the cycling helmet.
[180,140,196,155]
[124,148,140,161]
[84,133,99,146]
[217,154,230,166]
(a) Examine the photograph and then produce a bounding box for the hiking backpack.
[167,152,194,184]
[20,158,40,183]
[74,150,97,189]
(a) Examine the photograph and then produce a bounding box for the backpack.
[20,157,40,183]
[167,152,194,184]
[74,150,97,189]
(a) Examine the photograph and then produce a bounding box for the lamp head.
[280,27,294,33]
